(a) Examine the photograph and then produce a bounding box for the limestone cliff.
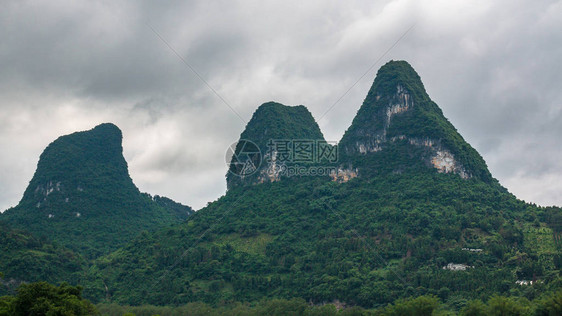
[339,60,491,180]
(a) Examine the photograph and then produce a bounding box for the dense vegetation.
[0,280,96,315]
[0,123,192,258]
[0,223,84,295]
[83,171,561,310]
[2,277,561,315]
[95,290,562,315]
[2,279,560,315]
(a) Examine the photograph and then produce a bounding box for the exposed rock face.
[341,82,469,178]
[345,84,414,155]
[227,61,492,187]
[443,263,473,271]
[339,60,491,180]
[259,150,283,183]
[408,137,469,178]
[431,149,468,178]
[330,168,358,183]
[227,102,327,189]
[35,180,62,197]
[385,84,414,127]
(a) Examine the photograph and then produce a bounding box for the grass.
[523,225,556,255]
[212,233,273,255]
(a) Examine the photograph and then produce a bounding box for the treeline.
[96,291,562,315]
[1,279,561,315]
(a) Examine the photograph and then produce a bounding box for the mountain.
[0,123,192,258]
[82,61,561,309]
[226,102,326,189]
[339,60,492,181]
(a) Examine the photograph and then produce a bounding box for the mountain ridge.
[227,61,493,192]
[79,61,561,308]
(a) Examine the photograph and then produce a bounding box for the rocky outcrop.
[227,102,327,189]
[330,168,358,183]
[342,83,470,178]
[408,137,470,178]
[338,60,490,180]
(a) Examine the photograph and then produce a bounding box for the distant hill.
[0,123,193,258]
[82,61,561,308]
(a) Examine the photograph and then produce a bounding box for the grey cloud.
[1,0,562,211]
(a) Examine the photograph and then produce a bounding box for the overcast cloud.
[1,0,561,211]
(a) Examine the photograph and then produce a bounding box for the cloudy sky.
[1,0,561,211]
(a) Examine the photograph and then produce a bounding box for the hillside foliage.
[84,172,561,309]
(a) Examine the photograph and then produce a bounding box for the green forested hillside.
[0,223,84,295]
[81,61,561,311]
[84,171,562,308]
[1,61,560,315]
[0,123,192,258]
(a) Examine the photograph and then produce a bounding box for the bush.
[383,295,440,316]
[0,282,96,316]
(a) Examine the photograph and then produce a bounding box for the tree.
[486,296,527,316]
[383,295,440,316]
[534,290,562,316]
[460,300,487,316]
[0,282,96,316]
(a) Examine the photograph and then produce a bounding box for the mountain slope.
[85,174,561,307]
[0,123,192,258]
[0,222,84,295]
[83,62,561,308]
[340,60,492,181]
[227,102,326,189]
